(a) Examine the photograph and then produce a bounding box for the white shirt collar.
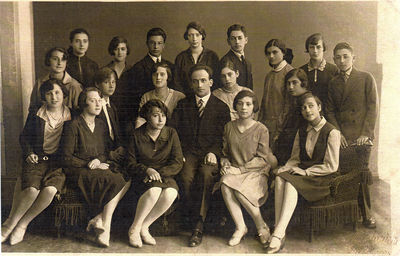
[306,117,327,132]
[273,60,288,72]
[195,93,211,106]
[307,58,327,72]
[148,53,161,63]
[102,97,110,106]
[231,50,244,60]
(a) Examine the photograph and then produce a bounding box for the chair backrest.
[339,145,372,174]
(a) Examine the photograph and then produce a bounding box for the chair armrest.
[329,169,361,196]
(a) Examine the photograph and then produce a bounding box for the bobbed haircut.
[151,63,173,83]
[44,47,68,66]
[305,33,327,52]
[40,79,69,101]
[139,99,169,120]
[78,87,102,111]
[299,92,322,113]
[108,36,130,56]
[233,90,259,113]
[264,39,287,56]
[94,67,116,86]
[69,28,90,42]
[220,59,238,73]
[333,42,354,55]
[227,24,247,38]
[146,27,167,42]
[189,64,213,80]
[184,21,206,41]
[284,68,309,91]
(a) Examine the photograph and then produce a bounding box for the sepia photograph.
[1,0,399,255]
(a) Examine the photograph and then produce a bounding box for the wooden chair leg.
[309,215,313,242]
[352,220,357,231]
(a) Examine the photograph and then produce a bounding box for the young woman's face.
[236,96,254,120]
[84,91,102,116]
[147,107,166,130]
[287,76,308,97]
[152,67,168,89]
[49,50,67,74]
[113,43,128,62]
[45,83,64,109]
[71,33,89,56]
[301,97,322,124]
[147,35,165,57]
[98,74,116,97]
[266,46,284,66]
[220,67,239,89]
[308,40,324,61]
[187,28,203,48]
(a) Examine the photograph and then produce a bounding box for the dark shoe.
[363,217,377,229]
[189,229,203,247]
[266,235,285,254]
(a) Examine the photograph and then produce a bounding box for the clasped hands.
[220,158,241,176]
[274,166,306,176]
[88,158,109,170]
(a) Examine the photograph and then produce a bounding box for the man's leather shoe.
[189,229,203,247]
[363,217,377,229]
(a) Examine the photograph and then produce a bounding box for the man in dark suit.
[219,24,253,90]
[171,64,230,247]
[122,28,174,131]
[326,42,379,229]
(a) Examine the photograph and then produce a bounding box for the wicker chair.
[293,144,371,242]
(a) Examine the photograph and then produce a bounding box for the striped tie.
[197,99,205,117]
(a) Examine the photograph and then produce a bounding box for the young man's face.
[147,35,165,57]
[191,69,213,98]
[334,48,355,72]
[71,33,89,57]
[308,40,324,61]
[98,75,116,98]
[228,30,248,54]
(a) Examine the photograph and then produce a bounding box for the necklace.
[82,115,95,130]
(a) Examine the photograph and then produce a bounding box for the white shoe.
[228,227,248,246]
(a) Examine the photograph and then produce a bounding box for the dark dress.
[126,125,183,194]
[61,116,127,210]
[20,106,71,192]
[278,121,339,202]
[66,48,99,88]
[174,48,219,96]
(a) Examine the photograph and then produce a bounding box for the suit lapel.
[341,68,360,104]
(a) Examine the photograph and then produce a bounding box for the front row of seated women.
[2,79,340,254]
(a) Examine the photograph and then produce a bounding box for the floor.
[1,179,394,255]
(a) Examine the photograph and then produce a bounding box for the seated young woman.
[275,68,310,165]
[61,87,131,247]
[212,60,252,121]
[219,90,277,246]
[2,79,72,245]
[135,63,185,128]
[126,99,183,248]
[267,93,340,254]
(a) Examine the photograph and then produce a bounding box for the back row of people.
[2,22,378,253]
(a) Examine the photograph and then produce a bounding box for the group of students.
[1,22,378,254]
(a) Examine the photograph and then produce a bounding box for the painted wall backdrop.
[32,1,380,173]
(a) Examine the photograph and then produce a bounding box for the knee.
[23,187,39,197]
[42,186,58,195]
[163,188,178,201]
[143,187,162,200]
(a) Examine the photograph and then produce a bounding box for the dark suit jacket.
[219,50,253,90]
[97,101,122,149]
[123,55,174,122]
[170,94,230,158]
[325,67,378,142]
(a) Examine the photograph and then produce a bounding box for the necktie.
[240,55,245,63]
[78,56,83,84]
[104,103,114,140]
[340,71,348,82]
[197,99,204,117]
[156,57,160,63]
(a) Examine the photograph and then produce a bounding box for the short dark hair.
[69,28,90,42]
[227,24,247,38]
[284,48,294,64]
[146,27,167,43]
[233,90,259,113]
[284,68,309,92]
[40,79,69,101]
[220,59,238,73]
[184,21,206,40]
[139,99,169,120]
[78,87,101,111]
[189,64,213,80]
[333,42,354,55]
[44,47,68,66]
[264,39,287,56]
[299,92,322,114]
[94,67,116,87]
[108,36,130,56]
[151,63,173,83]
[305,33,327,52]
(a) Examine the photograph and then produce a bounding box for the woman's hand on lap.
[88,159,101,169]
[146,168,162,182]
[26,153,39,164]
